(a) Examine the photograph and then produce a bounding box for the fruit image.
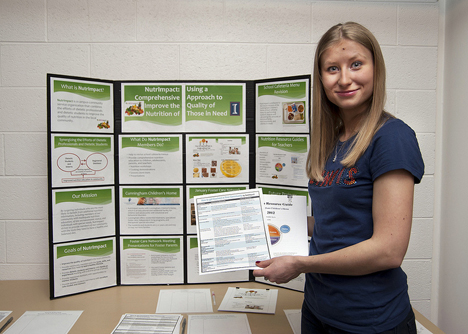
[220,160,241,178]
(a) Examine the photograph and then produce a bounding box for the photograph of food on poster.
[52,186,115,243]
[120,186,183,235]
[184,83,245,133]
[256,135,309,187]
[120,237,184,285]
[51,134,114,188]
[186,135,249,184]
[121,83,184,133]
[50,77,113,133]
[186,237,249,284]
[119,135,182,184]
[53,237,116,298]
[255,78,309,134]
[256,185,312,216]
[186,185,249,234]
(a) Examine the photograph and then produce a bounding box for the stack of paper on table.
[111,314,183,334]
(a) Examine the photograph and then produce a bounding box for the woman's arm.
[253,169,415,283]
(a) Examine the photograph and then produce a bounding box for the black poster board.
[47,74,311,298]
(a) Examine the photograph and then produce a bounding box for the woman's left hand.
[252,256,304,284]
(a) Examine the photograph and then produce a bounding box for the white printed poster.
[51,134,114,188]
[52,186,115,243]
[120,186,183,235]
[53,237,116,297]
[50,77,114,133]
[120,237,184,285]
[256,135,309,187]
[119,135,182,184]
[186,135,249,184]
[255,78,309,133]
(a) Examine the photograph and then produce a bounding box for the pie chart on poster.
[268,224,281,245]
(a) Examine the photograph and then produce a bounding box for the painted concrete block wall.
[0,0,439,320]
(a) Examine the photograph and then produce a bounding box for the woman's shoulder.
[376,117,416,139]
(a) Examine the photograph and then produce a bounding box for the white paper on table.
[187,314,252,334]
[156,289,213,314]
[218,287,278,314]
[0,311,12,323]
[4,311,82,334]
[111,314,182,334]
[284,309,302,334]
[194,188,271,275]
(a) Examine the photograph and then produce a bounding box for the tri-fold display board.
[47,74,311,298]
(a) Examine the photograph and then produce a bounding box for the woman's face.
[320,39,374,118]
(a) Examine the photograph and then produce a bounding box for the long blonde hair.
[306,22,393,181]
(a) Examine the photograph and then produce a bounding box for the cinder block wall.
[0,0,439,321]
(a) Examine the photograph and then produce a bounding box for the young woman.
[253,22,424,333]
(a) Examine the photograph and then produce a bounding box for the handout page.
[255,194,309,291]
[284,309,301,334]
[218,287,278,314]
[194,189,271,275]
[156,289,213,314]
[111,314,182,334]
[4,311,82,334]
[262,194,308,257]
[187,314,252,334]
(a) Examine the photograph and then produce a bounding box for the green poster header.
[56,239,113,259]
[190,237,198,249]
[123,238,181,253]
[260,187,310,205]
[189,186,247,199]
[122,188,180,198]
[187,136,247,145]
[185,84,243,126]
[121,136,180,152]
[257,80,307,100]
[54,136,112,153]
[54,80,111,101]
[55,188,112,205]
[257,136,308,153]
[123,85,183,126]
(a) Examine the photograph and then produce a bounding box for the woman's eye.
[327,66,339,72]
[351,61,362,69]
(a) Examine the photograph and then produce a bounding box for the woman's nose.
[338,70,351,86]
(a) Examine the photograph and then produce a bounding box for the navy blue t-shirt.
[305,118,424,333]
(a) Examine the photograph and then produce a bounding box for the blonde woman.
[254,22,424,333]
